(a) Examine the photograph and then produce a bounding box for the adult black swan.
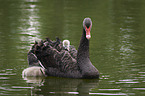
[22,18,99,79]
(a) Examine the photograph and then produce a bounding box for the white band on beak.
[86,35,91,39]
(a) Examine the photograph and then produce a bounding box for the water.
[0,0,145,95]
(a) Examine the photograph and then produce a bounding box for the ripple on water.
[134,71,145,80]
[49,91,127,96]
[12,86,34,89]
[0,69,16,80]
[138,72,145,77]
[116,79,139,84]
[89,92,127,95]
[0,77,9,79]
[133,88,145,90]
[99,89,121,91]
[89,93,127,96]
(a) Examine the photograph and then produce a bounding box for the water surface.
[0,0,145,95]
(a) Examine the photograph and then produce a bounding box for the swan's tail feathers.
[38,40,44,47]
[45,37,52,43]
[45,37,61,46]
[22,66,47,77]
[56,37,61,44]
[34,41,38,45]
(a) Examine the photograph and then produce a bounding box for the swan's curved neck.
[77,28,89,60]
[77,28,99,78]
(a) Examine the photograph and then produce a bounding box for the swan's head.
[63,40,70,51]
[83,18,92,40]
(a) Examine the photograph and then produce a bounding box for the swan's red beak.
[85,26,91,39]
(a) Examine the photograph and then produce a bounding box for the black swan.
[23,18,99,79]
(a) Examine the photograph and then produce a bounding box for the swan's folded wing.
[69,45,77,59]
[36,46,78,72]
[28,38,78,73]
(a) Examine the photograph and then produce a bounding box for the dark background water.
[0,0,145,95]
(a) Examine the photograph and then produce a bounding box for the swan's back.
[28,38,79,74]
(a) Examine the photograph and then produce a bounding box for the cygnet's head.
[22,66,46,77]
[63,40,70,51]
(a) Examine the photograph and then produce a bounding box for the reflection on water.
[19,0,41,48]
[22,76,45,84]
[21,76,99,96]
[29,77,99,96]
[0,0,145,96]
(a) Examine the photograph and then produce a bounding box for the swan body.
[25,17,99,79]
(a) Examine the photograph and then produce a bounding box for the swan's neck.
[77,29,99,78]
[77,29,90,62]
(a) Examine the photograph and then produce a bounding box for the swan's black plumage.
[27,18,99,79]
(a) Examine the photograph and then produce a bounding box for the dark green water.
[0,0,145,95]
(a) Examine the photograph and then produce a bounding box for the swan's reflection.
[23,76,99,96]
[23,76,45,86]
